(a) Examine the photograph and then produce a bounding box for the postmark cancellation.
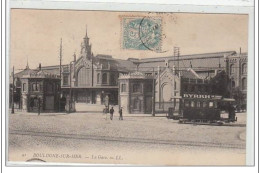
[121,16,162,52]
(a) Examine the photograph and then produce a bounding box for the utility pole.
[59,38,62,112]
[11,66,15,114]
[69,61,73,113]
[152,67,156,116]
[174,47,180,75]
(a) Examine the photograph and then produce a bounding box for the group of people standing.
[105,106,123,120]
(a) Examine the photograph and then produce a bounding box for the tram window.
[209,102,214,108]
[191,101,195,107]
[214,102,218,108]
[197,101,201,108]
[203,102,207,108]
[185,101,190,107]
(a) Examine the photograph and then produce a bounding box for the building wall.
[155,67,181,113]
[19,77,61,112]
[119,76,153,114]
[225,53,247,106]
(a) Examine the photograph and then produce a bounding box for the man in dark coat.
[228,104,235,120]
[119,107,123,120]
[110,107,114,120]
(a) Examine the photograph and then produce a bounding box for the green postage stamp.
[121,16,162,52]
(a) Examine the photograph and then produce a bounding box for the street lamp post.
[69,61,73,113]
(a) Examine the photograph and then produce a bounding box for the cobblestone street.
[8,111,247,165]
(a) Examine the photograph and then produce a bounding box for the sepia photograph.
[7,9,250,166]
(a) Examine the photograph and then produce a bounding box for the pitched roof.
[181,68,203,79]
[138,53,229,71]
[95,54,136,72]
[14,68,38,78]
[137,51,236,63]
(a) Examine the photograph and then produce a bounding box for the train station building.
[11,29,248,113]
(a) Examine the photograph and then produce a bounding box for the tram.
[178,94,236,125]
[167,75,237,125]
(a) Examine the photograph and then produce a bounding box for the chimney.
[39,63,41,70]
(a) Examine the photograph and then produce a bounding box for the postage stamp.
[121,16,162,52]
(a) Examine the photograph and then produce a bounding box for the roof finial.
[85,25,88,38]
[73,51,76,62]
[26,58,29,69]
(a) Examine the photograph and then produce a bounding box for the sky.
[10,9,248,71]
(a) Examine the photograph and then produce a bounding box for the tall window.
[97,73,100,83]
[23,83,26,91]
[242,63,247,74]
[63,75,69,86]
[191,101,195,107]
[133,98,140,110]
[77,66,91,86]
[121,84,126,92]
[32,82,40,91]
[242,78,247,90]
[102,73,107,84]
[133,83,141,93]
[197,101,201,108]
[231,81,235,89]
[230,64,235,75]
[203,102,207,108]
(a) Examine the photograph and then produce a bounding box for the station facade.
[12,29,248,113]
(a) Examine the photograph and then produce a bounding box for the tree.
[209,70,230,97]
[232,87,246,111]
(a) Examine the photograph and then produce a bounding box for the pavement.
[7,111,247,165]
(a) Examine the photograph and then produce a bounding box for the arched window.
[242,63,247,74]
[242,78,247,90]
[230,64,235,75]
[231,80,235,88]
[77,66,91,87]
[102,73,107,84]
[97,73,100,83]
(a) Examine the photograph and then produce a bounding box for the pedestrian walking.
[103,106,109,120]
[119,107,123,120]
[110,107,114,120]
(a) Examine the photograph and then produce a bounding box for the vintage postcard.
[7,9,250,166]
